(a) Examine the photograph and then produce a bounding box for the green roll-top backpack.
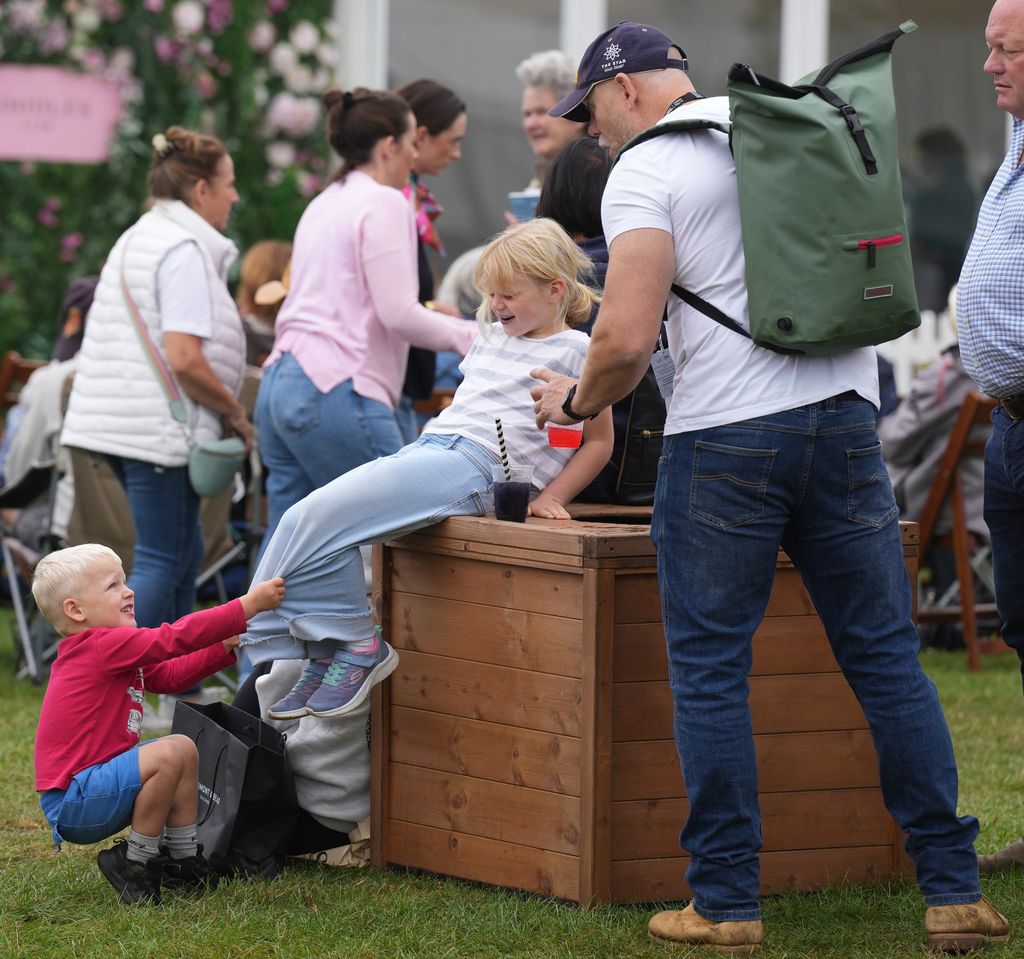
[618,21,920,356]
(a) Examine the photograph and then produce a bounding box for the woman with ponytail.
[254,87,476,550]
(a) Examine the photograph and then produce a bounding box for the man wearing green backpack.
[531,20,1007,953]
[958,0,1024,879]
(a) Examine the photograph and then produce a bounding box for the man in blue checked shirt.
[959,0,1024,875]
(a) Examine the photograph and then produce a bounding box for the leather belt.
[999,393,1024,421]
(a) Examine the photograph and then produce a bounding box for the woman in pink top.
[254,87,476,547]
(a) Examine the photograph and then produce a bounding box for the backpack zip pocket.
[841,232,904,268]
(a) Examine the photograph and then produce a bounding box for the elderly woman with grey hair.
[515,49,587,187]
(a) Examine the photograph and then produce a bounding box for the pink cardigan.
[267,170,475,408]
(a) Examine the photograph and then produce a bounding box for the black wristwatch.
[561,384,596,422]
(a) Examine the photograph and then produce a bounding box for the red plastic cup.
[547,423,584,449]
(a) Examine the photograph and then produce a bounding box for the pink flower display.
[153,35,181,63]
[59,232,84,263]
[143,0,165,12]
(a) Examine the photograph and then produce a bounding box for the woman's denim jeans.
[254,352,405,554]
[650,395,980,921]
[242,434,495,663]
[984,405,1024,687]
[106,454,202,627]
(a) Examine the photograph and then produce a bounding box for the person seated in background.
[879,290,989,648]
[235,240,292,368]
[32,542,284,906]
[0,276,99,554]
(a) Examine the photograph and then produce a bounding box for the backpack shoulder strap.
[615,117,730,162]
[614,118,798,356]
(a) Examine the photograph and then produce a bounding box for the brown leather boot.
[924,896,1009,953]
[978,839,1024,875]
[648,902,763,953]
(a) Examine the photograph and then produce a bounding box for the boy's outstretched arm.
[240,577,286,620]
[528,407,614,519]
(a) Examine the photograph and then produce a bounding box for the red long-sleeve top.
[34,601,243,791]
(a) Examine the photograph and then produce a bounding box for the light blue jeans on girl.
[240,433,496,664]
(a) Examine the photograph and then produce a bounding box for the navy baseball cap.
[550,22,687,123]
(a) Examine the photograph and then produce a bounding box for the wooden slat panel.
[387,592,582,677]
[612,564,819,627]
[383,819,579,901]
[391,649,582,736]
[610,846,901,904]
[578,567,614,905]
[611,788,892,861]
[388,764,581,855]
[613,674,866,742]
[613,616,839,683]
[394,511,657,564]
[389,706,581,795]
[389,549,583,618]
[612,729,880,801]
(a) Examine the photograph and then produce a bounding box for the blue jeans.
[254,353,405,554]
[242,434,495,663]
[983,406,1024,689]
[106,455,202,627]
[651,395,980,921]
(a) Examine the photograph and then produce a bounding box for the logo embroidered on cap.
[603,41,625,72]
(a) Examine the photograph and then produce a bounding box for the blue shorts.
[39,746,143,850]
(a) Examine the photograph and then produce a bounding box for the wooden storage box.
[371,507,917,904]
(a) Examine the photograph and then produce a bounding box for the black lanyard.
[665,91,704,115]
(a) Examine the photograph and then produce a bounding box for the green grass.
[2,610,1022,958]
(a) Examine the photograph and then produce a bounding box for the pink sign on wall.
[0,65,123,164]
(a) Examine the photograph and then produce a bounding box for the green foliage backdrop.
[0,0,334,358]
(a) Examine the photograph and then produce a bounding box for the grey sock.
[125,829,161,864]
[163,824,200,860]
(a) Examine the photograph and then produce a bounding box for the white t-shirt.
[601,97,879,436]
[422,326,590,489]
[156,241,213,338]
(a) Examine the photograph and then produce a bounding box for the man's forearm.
[571,337,654,417]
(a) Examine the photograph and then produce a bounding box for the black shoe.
[159,843,220,894]
[96,839,162,905]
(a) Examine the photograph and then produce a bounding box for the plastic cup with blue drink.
[491,464,534,523]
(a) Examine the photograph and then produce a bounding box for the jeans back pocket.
[690,441,776,529]
[847,443,899,528]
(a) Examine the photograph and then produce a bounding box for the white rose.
[265,141,296,169]
[73,6,101,32]
[285,64,313,94]
[171,0,205,38]
[248,20,276,54]
[289,20,320,55]
[316,41,336,67]
[269,41,298,76]
[289,97,320,138]
[108,47,135,76]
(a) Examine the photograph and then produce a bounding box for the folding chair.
[916,392,1000,671]
[0,351,46,411]
[0,461,62,682]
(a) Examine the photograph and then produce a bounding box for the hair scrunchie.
[151,132,174,157]
[342,91,356,109]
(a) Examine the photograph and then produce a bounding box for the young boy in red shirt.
[32,543,285,905]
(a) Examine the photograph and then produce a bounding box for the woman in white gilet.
[61,127,248,631]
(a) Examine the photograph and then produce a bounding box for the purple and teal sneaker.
[267,660,329,720]
[305,640,398,718]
